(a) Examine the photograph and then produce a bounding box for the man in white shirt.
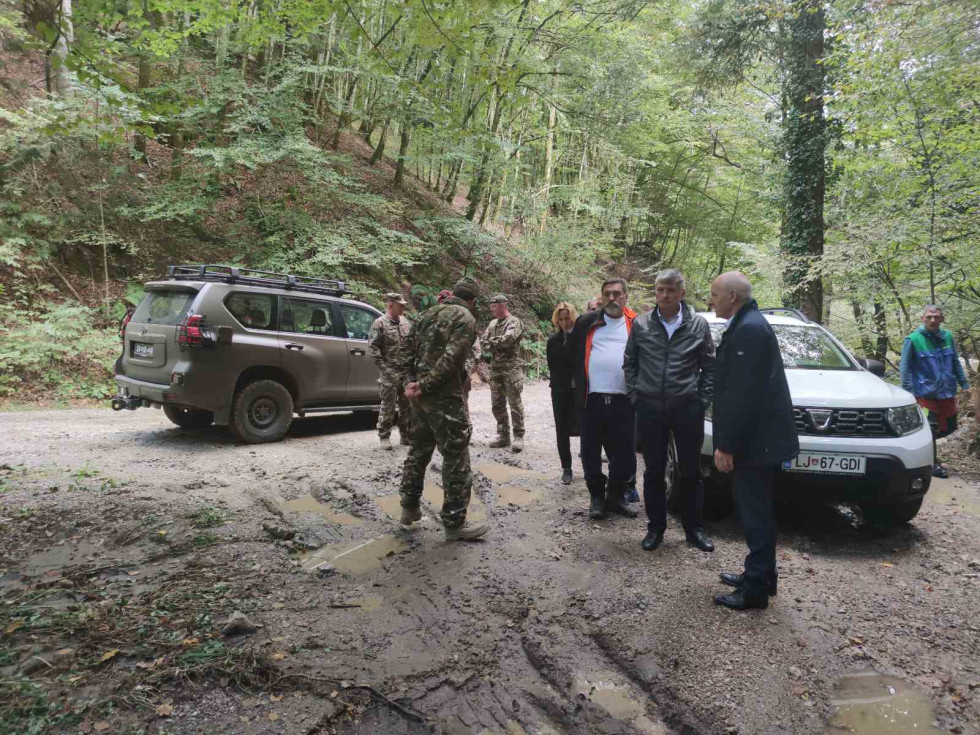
[567,278,639,520]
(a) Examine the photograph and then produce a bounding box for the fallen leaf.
[156,703,174,717]
[881,562,894,568]
[68,674,86,683]
[94,722,110,732]
[850,637,863,645]
[269,694,283,702]
[268,712,279,722]
[79,722,92,733]
[157,530,167,536]
[55,648,73,656]
[128,570,140,576]
[272,651,287,660]
[5,620,24,634]
[239,716,250,723]
[330,690,339,698]
[99,649,119,663]
[136,660,157,670]
[182,637,200,646]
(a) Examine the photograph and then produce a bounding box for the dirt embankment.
[2,383,979,734]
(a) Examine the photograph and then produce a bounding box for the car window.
[774,325,854,370]
[131,290,196,326]
[281,297,337,336]
[224,292,277,330]
[339,305,376,340]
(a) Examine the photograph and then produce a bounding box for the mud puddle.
[374,484,486,521]
[825,669,944,734]
[283,495,361,525]
[300,536,408,574]
[474,464,547,506]
[572,676,667,734]
[925,478,980,517]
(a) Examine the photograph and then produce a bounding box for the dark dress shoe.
[641,531,664,551]
[714,588,769,610]
[589,495,607,520]
[932,463,949,479]
[720,572,777,595]
[686,529,714,552]
[561,468,573,485]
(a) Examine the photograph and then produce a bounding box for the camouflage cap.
[490,293,509,304]
[453,276,480,300]
[385,293,408,305]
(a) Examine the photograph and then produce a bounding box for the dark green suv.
[112,265,382,443]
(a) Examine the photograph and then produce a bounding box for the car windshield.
[708,323,854,370]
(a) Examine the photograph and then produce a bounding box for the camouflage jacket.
[368,313,412,376]
[482,315,523,369]
[399,297,477,397]
[465,337,484,377]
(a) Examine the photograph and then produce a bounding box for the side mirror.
[860,358,886,378]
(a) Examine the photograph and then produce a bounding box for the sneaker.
[561,468,573,485]
[932,463,949,479]
[489,436,510,448]
[625,486,639,503]
[380,437,393,451]
[511,436,523,453]
[400,506,422,526]
[445,521,490,541]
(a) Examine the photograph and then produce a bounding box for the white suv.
[690,308,933,526]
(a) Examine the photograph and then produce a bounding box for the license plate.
[783,453,866,475]
[132,342,154,358]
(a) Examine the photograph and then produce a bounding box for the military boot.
[489,432,510,448]
[400,506,422,526]
[445,521,490,541]
[605,486,638,518]
[588,487,608,520]
[379,436,393,451]
[511,436,524,453]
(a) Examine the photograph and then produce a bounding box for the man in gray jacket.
[624,269,715,552]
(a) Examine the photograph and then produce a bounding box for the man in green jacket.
[398,277,490,541]
[900,305,970,478]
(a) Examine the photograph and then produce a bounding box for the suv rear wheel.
[230,380,294,443]
[164,406,214,430]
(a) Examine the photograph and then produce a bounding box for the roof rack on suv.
[759,307,811,323]
[167,265,349,297]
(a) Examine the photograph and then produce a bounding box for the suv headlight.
[887,404,923,436]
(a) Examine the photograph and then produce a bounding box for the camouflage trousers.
[400,393,473,529]
[377,373,411,440]
[489,368,524,437]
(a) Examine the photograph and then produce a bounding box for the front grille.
[793,407,894,437]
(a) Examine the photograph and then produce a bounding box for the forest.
[0,0,978,399]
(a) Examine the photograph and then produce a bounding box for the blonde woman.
[547,301,579,484]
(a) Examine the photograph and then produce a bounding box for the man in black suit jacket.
[709,272,799,610]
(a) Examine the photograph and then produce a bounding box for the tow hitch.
[111,396,144,411]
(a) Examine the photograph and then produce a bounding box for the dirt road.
[2,383,979,734]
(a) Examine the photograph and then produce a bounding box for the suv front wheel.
[164,406,214,430]
[230,380,294,443]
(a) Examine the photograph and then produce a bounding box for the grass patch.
[187,506,225,529]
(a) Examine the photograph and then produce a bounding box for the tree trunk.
[134,1,152,160]
[52,0,74,98]
[370,119,389,165]
[331,75,359,150]
[780,0,826,323]
[539,91,557,234]
[394,125,412,187]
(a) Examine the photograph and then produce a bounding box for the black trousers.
[733,465,778,596]
[637,397,705,535]
[551,388,576,470]
[579,393,636,500]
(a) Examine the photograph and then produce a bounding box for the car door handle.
[350,348,365,356]
[285,342,304,350]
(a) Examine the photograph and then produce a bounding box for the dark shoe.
[625,486,640,503]
[589,494,607,520]
[641,531,664,551]
[561,468,573,485]
[932,463,949,479]
[714,588,769,610]
[686,529,715,552]
[719,572,777,596]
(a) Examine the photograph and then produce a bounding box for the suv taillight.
[119,308,135,342]
[176,314,213,349]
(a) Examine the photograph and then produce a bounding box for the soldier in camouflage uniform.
[368,293,412,450]
[437,289,486,426]
[399,278,489,541]
[483,294,525,452]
